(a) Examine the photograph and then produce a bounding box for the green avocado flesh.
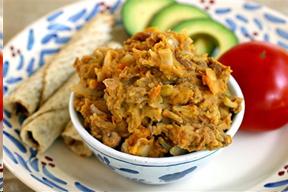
[149,3,209,31]
[172,18,238,57]
[121,0,174,35]
[192,34,217,55]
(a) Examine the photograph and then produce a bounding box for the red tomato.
[219,41,288,131]
[0,52,2,120]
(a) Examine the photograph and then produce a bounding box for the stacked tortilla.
[8,12,115,157]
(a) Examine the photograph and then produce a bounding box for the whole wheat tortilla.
[20,75,78,152]
[62,122,92,157]
[8,12,114,115]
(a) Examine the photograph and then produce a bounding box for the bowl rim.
[69,75,245,165]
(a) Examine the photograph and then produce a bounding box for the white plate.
[3,0,288,191]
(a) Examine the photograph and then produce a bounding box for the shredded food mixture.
[73,29,242,157]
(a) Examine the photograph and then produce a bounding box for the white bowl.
[69,76,245,185]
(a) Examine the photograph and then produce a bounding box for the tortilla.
[8,12,114,115]
[20,74,78,152]
[62,122,92,157]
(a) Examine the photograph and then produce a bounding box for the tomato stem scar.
[260,50,266,59]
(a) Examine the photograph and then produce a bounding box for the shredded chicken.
[73,29,242,157]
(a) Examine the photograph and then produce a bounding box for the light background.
[3,0,288,191]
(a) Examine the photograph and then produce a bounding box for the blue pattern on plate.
[263,33,270,42]
[75,24,84,30]
[75,182,95,192]
[3,60,9,78]
[264,179,288,188]
[3,118,12,128]
[5,77,23,84]
[42,165,68,185]
[26,57,36,76]
[47,23,72,32]
[240,26,251,38]
[225,18,237,32]
[30,158,40,172]
[47,11,64,22]
[264,13,286,24]
[3,131,27,153]
[276,28,288,40]
[31,175,67,192]
[253,18,263,30]
[277,41,288,50]
[55,36,70,44]
[85,4,101,21]
[3,86,8,94]
[236,14,248,23]
[15,152,31,172]
[159,166,197,182]
[41,33,70,45]
[30,174,54,188]
[41,33,58,44]
[42,177,68,192]
[68,9,87,23]
[243,2,261,10]
[3,146,18,164]
[17,54,24,70]
[27,29,35,51]
[215,8,231,14]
